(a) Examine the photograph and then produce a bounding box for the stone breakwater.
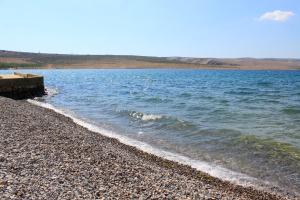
[0,73,45,100]
[0,97,292,199]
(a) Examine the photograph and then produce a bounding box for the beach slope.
[0,97,289,199]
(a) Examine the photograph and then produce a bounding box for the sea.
[1,69,300,195]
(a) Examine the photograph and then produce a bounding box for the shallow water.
[2,69,300,194]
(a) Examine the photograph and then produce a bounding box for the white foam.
[141,114,163,121]
[28,99,263,188]
[126,110,163,121]
[138,131,144,135]
[45,87,59,97]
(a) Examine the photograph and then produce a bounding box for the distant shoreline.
[1,65,300,70]
[1,50,300,70]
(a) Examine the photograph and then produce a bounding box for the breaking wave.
[45,87,59,97]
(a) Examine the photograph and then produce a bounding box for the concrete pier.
[0,72,45,99]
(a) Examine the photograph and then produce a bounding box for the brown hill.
[0,50,299,70]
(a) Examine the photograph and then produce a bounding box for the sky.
[0,0,299,58]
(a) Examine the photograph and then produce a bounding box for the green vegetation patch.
[235,135,300,163]
[0,62,42,69]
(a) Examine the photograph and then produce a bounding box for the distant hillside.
[0,50,299,70]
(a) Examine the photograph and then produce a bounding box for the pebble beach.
[0,97,294,199]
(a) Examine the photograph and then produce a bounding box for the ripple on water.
[282,106,300,115]
[178,92,192,98]
[224,91,256,96]
[256,81,273,87]
[143,97,173,103]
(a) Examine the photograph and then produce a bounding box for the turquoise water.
[1,69,300,194]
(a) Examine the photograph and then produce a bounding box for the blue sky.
[0,0,299,58]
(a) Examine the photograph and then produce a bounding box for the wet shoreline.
[0,97,294,199]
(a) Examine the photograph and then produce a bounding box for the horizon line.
[1,49,300,60]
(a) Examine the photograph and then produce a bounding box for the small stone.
[0,156,5,162]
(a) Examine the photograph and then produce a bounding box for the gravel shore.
[0,97,293,199]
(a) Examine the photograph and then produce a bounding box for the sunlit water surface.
[1,69,300,194]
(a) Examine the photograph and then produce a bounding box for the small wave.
[116,109,196,131]
[117,109,163,121]
[45,87,59,97]
[157,118,198,132]
[141,114,163,121]
[130,111,163,121]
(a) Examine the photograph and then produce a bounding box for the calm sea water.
[2,69,300,194]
